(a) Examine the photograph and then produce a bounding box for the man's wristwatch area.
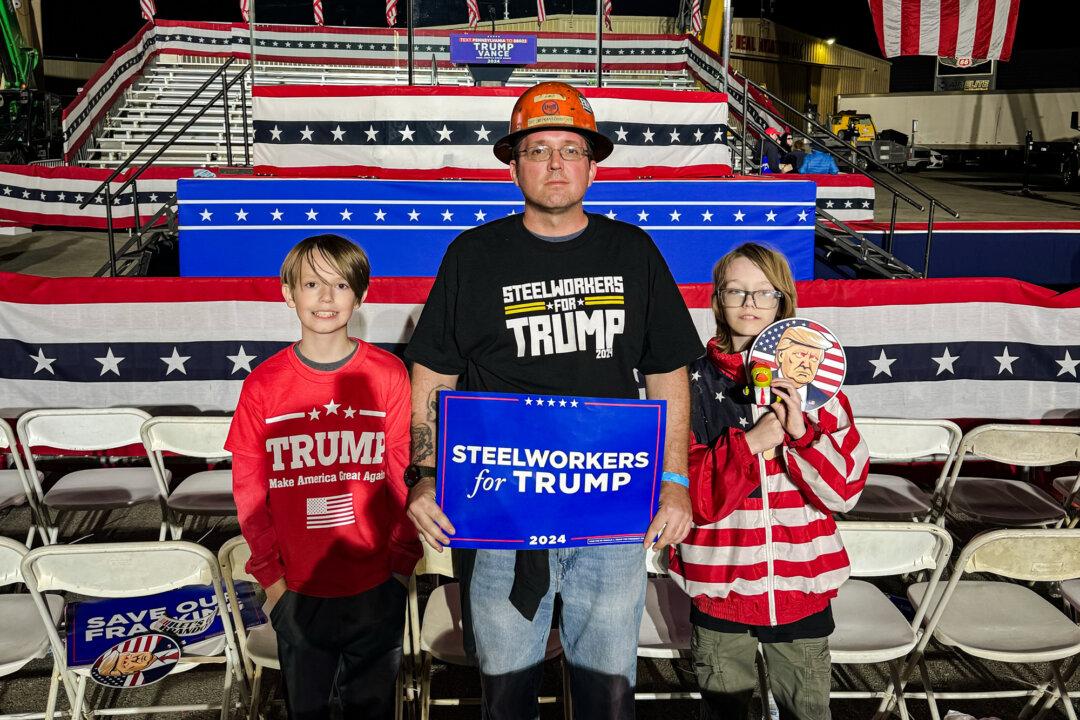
[404,464,437,488]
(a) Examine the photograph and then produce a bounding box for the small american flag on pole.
[313,0,324,25]
[306,493,355,529]
[386,0,398,27]
[467,0,480,29]
[602,0,612,30]
[537,0,546,25]
[239,0,249,22]
[140,0,157,22]
[690,0,703,34]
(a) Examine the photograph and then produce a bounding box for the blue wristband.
[661,471,690,488]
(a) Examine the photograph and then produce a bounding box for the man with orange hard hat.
[404,81,703,719]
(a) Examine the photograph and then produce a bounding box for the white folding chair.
[907,528,1080,720]
[218,536,278,720]
[0,537,65,720]
[141,417,234,540]
[0,418,48,548]
[939,424,1079,530]
[636,547,697,702]
[847,418,962,523]
[830,521,952,720]
[21,541,244,720]
[16,408,166,544]
[408,544,567,720]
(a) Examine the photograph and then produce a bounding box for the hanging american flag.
[313,0,324,25]
[140,0,157,22]
[537,0,546,25]
[867,0,1021,61]
[386,0,398,27]
[690,0,703,34]
[239,0,249,22]
[252,85,732,180]
[603,0,613,30]
[467,0,481,29]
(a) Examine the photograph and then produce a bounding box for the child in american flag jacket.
[668,242,869,720]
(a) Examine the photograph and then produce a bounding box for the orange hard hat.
[493,82,614,164]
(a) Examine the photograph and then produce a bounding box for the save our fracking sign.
[437,391,666,549]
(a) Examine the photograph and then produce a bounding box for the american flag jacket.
[668,338,869,627]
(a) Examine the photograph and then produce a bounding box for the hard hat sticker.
[533,93,567,102]
[526,115,574,128]
[541,100,560,115]
[579,96,594,114]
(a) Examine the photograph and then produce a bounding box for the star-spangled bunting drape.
[240,0,249,22]
[313,0,324,25]
[467,0,480,29]
[690,0,703,34]
[386,0,397,27]
[603,0,613,30]
[867,0,1021,61]
[140,0,157,22]
[2,273,1076,419]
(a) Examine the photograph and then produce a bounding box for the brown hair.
[280,234,371,299]
[710,242,798,353]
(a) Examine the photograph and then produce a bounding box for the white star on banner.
[308,408,321,421]
[615,126,629,142]
[1057,350,1079,377]
[306,208,318,221]
[669,209,681,222]
[474,210,487,222]
[475,125,491,141]
[407,209,420,221]
[559,399,567,407]
[637,210,649,221]
[74,193,84,203]
[869,349,896,378]
[161,347,191,376]
[825,200,834,208]
[374,209,387,221]
[271,209,283,221]
[714,128,724,141]
[570,399,579,407]
[1,187,9,195]
[994,346,1019,374]
[200,209,212,221]
[147,193,156,202]
[344,407,356,418]
[227,346,257,374]
[29,348,56,375]
[270,125,282,141]
[932,347,959,375]
[340,208,353,221]
[733,209,745,221]
[235,208,248,221]
[534,397,544,407]
[525,398,533,405]
[441,209,453,221]
[95,347,124,376]
[642,128,655,143]
[331,125,346,142]
[862,200,871,208]
[669,128,681,143]
[364,126,379,142]
[324,399,341,414]
[398,125,416,141]
[765,210,777,222]
[605,210,617,219]
[797,210,809,222]
[844,200,853,208]
[693,128,704,142]
[701,210,713,222]
[300,125,314,141]
[436,125,453,142]
[547,399,556,407]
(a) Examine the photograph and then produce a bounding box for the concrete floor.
[1,170,1078,279]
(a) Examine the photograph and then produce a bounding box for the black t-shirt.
[405,213,704,397]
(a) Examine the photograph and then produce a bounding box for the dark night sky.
[42,0,1079,88]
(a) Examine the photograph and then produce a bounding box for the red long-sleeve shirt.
[225,340,421,597]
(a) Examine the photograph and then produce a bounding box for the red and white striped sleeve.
[687,427,761,525]
[782,391,868,514]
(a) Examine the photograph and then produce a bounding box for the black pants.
[271,578,407,720]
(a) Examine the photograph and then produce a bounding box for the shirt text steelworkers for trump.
[502,275,625,360]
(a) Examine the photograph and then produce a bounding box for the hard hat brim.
[493,126,615,164]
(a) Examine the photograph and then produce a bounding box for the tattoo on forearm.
[411,424,435,464]
[427,384,453,422]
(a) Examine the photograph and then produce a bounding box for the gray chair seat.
[0,593,64,676]
[420,582,561,666]
[44,467,165,510]
[1052,476,1080,506]
[245,623,280,670]
[0,470,33,511]
[830,579,917,664]
[1059,578,1080,611]
[639,577,691,656]
[947,477,1065,525]
[908,580,1080,663]
[850,473,932,518]
[167,470,235,515]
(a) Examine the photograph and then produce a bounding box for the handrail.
[93,198,177,277]
[79,57,237,210]
[740,76,960,220]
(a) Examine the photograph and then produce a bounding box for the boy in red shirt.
[226,234,421,720]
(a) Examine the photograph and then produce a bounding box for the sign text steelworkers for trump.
[437,391,666,549]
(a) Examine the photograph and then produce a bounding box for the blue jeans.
[469,544,647,720]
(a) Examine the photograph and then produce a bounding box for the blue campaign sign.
[438,391,666,549]
[449,33,538,65]
[65,582,266,667]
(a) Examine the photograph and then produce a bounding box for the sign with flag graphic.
[0,273,1076,420]
[749,318,846,411]
[868,0,1021,61]
[252,85,731,180]
[306,493,355,529]
[438,391,665,549]
[90,634,181,688]
[174,177,816,281]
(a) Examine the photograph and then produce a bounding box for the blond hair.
[776,326,831,355]
[280,234,371,298]
[711,243,798,354]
